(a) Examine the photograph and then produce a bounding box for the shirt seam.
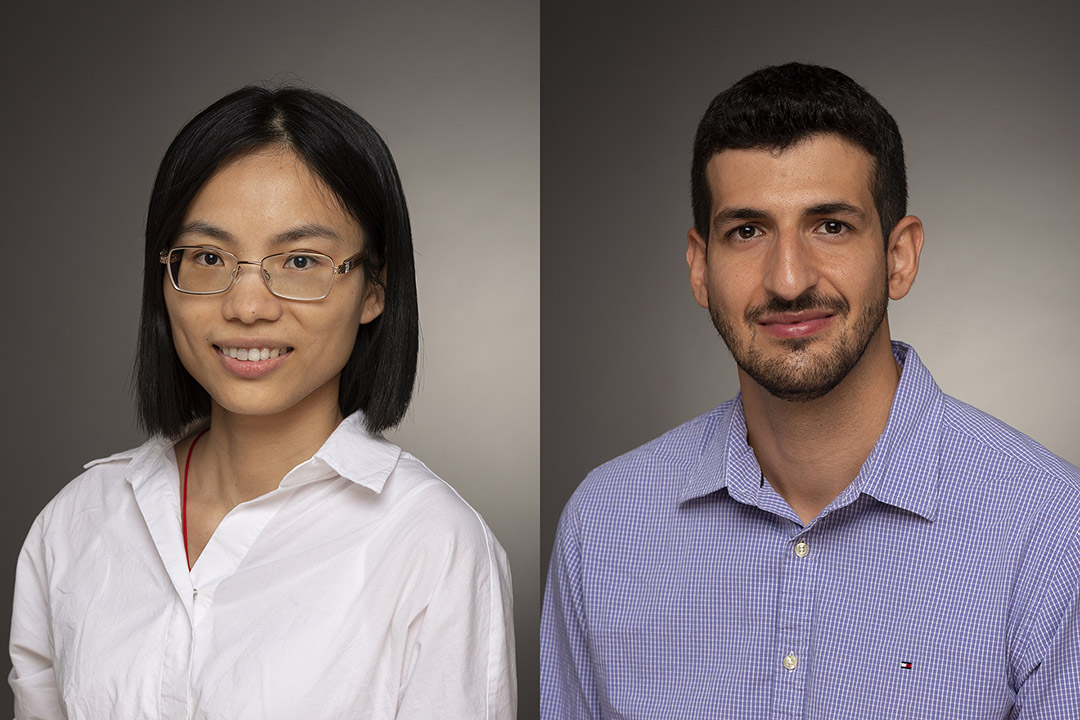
[426,476,504,720]
[941,404,1077,484]
[1013,492,1080,686]
[568,493,600,718]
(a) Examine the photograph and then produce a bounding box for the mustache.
[745,291,850,324]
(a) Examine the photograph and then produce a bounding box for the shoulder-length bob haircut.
[135,86,418,438]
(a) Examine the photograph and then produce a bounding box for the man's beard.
[709,283,889,403]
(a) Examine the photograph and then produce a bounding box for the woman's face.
[163,147,384,422]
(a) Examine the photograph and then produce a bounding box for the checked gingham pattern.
[542,342,1080,719]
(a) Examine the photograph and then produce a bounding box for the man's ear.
[687,227,711,309]
[886,215,924,301]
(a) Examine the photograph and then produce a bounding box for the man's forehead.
[705,133,876,217]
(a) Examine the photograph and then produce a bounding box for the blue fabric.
[542,342,1080,719]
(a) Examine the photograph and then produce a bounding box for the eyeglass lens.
[167,247,338,300]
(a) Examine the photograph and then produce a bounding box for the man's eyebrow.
[804,202,867,221]
[712,207,770,232]
[175,221,344,245]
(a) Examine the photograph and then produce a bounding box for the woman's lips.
[219,346,289,361]
[214,345,293,378]
[758,312,836,339]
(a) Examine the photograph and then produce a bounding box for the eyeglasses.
[160,246,367,301]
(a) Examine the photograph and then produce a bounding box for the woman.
[9,87,516,719]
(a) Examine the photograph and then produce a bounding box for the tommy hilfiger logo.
[899,661,913,670]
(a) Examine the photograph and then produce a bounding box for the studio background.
[541,0,1080,579]
[0,0,539,716]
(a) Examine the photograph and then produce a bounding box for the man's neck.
[739,329,901,525]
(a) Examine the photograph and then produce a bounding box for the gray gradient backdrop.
[1,1,538,716]
[541,0,1080,582]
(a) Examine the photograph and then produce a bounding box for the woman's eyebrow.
[177,219,233,242]
[175,220,344,246]
[271,223,343,245]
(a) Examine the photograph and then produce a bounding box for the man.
[541,63,1080,719]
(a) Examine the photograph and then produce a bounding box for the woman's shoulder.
[37,436,171,528]
[325,416,503,550]
[376,450,508,562]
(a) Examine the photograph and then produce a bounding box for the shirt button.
[783,653,798,671]
[794,541,809,558]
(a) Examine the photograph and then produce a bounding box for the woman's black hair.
[135,86,418,437]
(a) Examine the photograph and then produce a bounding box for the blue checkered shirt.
[542,342,1080,719]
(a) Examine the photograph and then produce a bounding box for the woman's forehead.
[181,148,363,254]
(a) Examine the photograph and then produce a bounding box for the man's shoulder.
[938,393,1080,510]
[568,399,738,515]
[940,394,1080,479]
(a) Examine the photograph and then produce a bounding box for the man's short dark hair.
[691,62,907,245]
[135,85,418,438]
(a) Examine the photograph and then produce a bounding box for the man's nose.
[761,230,820,301]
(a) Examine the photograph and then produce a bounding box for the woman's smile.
[217,346,291,361]
[214,344,294,379]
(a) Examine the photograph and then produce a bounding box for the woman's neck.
[186,382,344,509]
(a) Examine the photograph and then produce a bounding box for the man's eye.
[821,221,846,234]
[731,225,760,240]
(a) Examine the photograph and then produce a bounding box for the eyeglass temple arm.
[335,250,367,275]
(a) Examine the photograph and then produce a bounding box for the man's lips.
[757,311,836,339]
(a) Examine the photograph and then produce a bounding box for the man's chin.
[740,367,844,403]
[735,347,851,402]
[772,336,815,352]
[761,380,842,403]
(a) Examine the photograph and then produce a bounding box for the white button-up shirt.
[9,413,516,719]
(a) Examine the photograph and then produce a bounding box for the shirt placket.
[771,522,816,720]
[130,467,199,719]
[158,595,195,718]
[133,460,294,718]
[188,489,289,632]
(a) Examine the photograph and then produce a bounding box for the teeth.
[220,347,289,362]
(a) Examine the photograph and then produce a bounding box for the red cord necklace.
[182,429,208,570]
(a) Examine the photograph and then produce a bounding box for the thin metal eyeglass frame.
[159,246,367,301]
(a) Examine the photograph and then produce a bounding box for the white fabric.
[9,413,516,719]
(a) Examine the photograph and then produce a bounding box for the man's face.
[688,133,893,402]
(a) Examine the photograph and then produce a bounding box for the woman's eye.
[193,250,222,267]
[283,254,325,271]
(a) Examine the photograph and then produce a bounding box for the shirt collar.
[677,399,760,506]
[851,342,942,521]
[678,341,942,521]
[86,411,401,495]
[298,412,401,493]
